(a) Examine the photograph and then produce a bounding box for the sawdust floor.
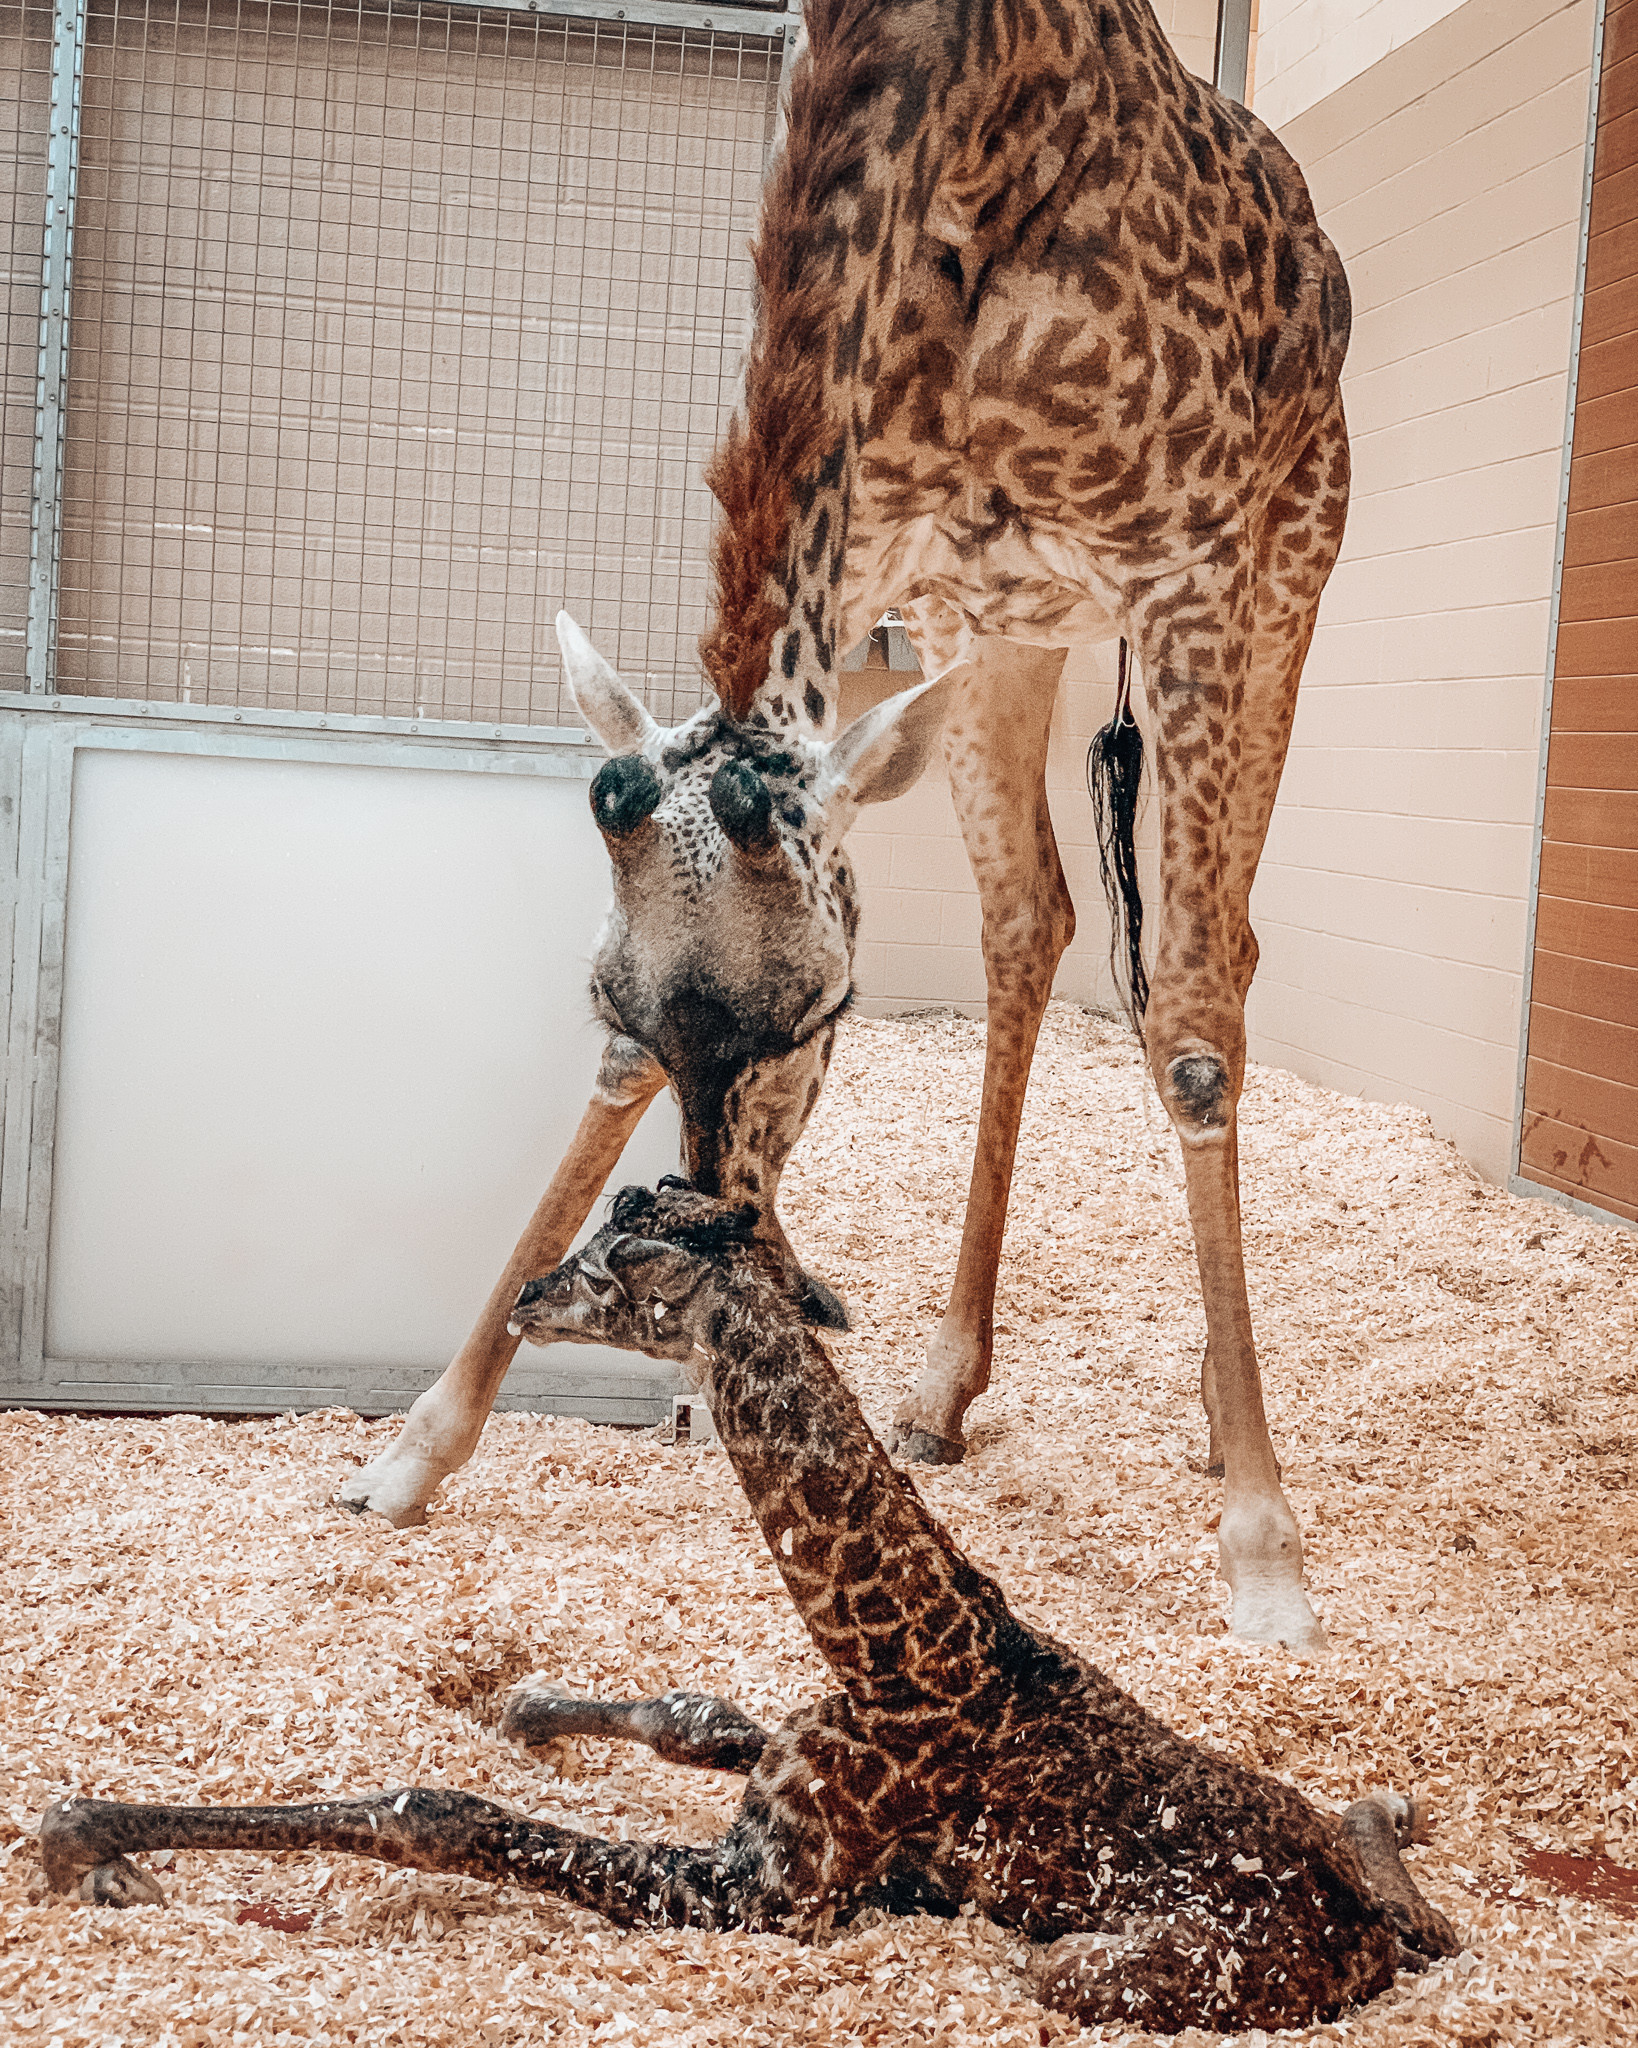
[3,1003,1636,2047]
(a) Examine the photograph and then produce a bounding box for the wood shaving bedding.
[3,1002,1635,2046]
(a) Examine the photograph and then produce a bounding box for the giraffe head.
[507,1182,770,1362]
[559,612,957,1293]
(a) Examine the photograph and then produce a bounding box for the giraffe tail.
[1087,641,1148,1029]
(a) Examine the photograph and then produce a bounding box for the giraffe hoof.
[1228,1587,1328,1656]
[501,1677,589,1745]
[892,1426,966,1467]
[335,1454,439,1528]
[796,1270,850,1331]
[79,1858,167,1909]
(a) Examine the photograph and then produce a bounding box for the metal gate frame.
[0,695,701,1419]
[1,0,798,1413]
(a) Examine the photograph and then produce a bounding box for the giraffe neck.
[738,455,854,738]
[693,1276,1048,1712]
[699,0,933,738]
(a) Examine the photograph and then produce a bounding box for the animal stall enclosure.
[0,0,798,1418]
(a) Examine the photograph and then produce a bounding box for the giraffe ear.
[824,663,967,808]
[557,611,660,755]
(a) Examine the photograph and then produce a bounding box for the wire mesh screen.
[0,3,52,689]
[54,0,780,725]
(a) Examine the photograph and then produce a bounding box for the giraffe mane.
[699,0,891,720]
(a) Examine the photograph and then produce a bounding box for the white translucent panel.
[46,746,678,1375]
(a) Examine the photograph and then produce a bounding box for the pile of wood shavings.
[3,1001,1635,2048]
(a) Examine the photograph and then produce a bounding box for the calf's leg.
[502,1678,769,1774]
[40,1787,773,1930]
[1341,1794,1460,1960]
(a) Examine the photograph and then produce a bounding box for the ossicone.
[590,755,663,839]
[557,610,660,756]
[709,759,777,855]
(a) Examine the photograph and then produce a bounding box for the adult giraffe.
[342,0,1351,1652]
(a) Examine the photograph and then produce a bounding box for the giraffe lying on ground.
[47,1187,1456,2034]
[341,0,1350,1657]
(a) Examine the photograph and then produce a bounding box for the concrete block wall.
[1244,0,1598,1180]
[1153,0,1222,82]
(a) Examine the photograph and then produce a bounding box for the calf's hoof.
[1341,1792,1460,1961]
[79,1858,167,1908]
[500,1676,587,1779]
[40,1803,167,1907]
[796,1270,850,1331]
[501,1675,582,1747]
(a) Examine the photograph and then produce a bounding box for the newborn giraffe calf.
[42,1185,1457,2032]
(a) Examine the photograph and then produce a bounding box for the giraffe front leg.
[39,1787,775,1930]
[338,1033,665,1527]
[503,1678,770,1774]
[889,641,1073,1462]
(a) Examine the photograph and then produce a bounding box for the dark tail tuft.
[1087,641,1148,1029]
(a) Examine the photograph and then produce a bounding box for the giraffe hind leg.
[1031,1911,1240,2033]
[40,1787,771,1929]
[502,1677,769,1774]
[1341,1794,1461,1962]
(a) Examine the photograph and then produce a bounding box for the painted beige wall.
[1252,0,1469,129]
[1154,0,1223,82]
[1244,0,1597,1180]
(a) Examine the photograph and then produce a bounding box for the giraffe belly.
[854,517,1125,665]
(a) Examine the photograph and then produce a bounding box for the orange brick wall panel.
[1526,1055,1638,1149]
[1519,1112,1638,1220]
[1530,894,1638,974]
[1527,948,1638,1032]
[1543,676,1638,728]
[1535,837,1638,907]
[1542,732,1638,790]
[1555,618,1638,675]
[1521,0,1638,1218]
[1525,1000,1638,1089]
[1542,786,1638,848]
